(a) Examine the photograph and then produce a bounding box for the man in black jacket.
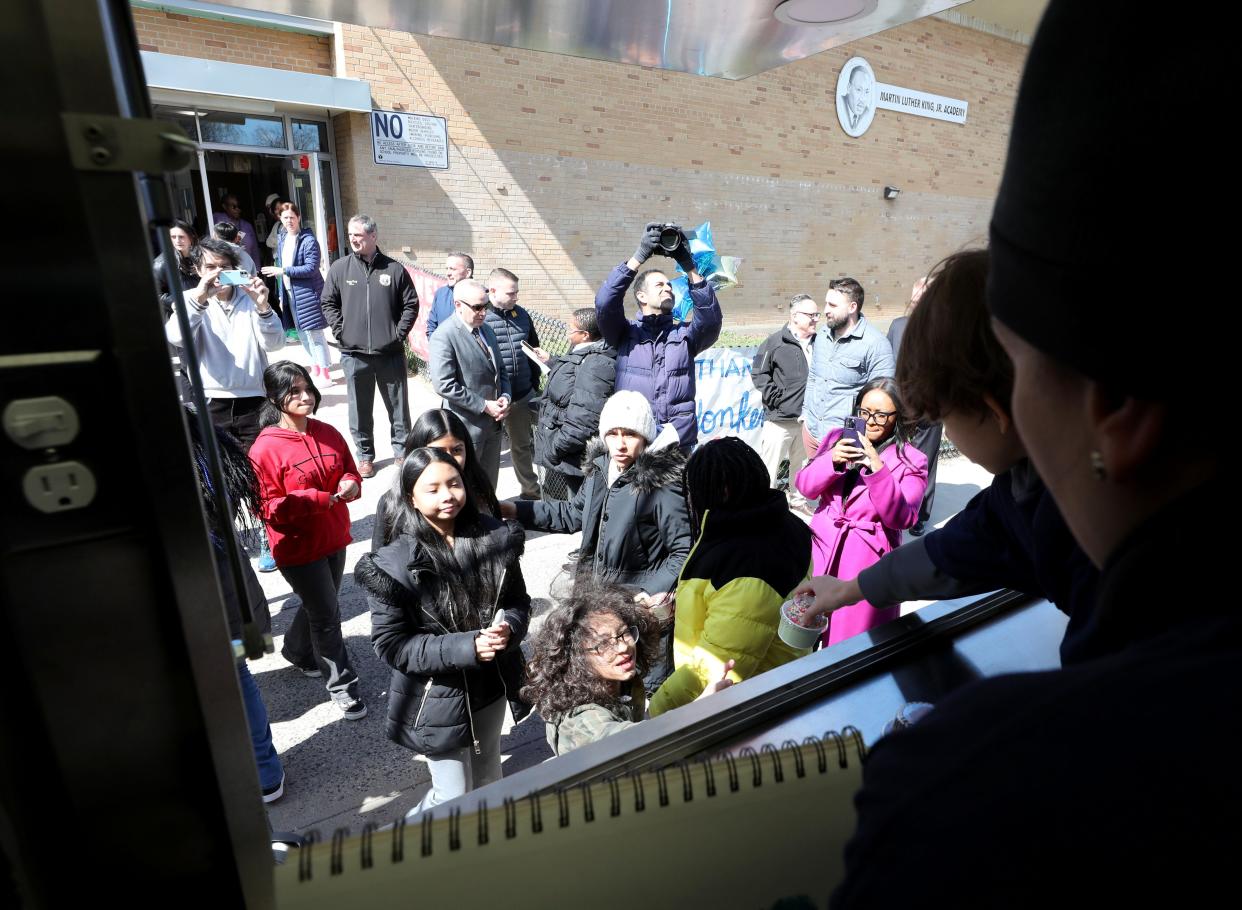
[321,214,419,477]
[751,293,818,511]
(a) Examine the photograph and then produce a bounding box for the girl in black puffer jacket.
[356,447,530,815]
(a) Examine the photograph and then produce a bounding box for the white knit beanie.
[598,390,658,443]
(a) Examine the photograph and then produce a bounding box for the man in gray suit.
[429,278,512,485]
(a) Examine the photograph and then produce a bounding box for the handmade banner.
[693,346,765,448]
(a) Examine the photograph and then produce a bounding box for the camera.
[657,224,683,253]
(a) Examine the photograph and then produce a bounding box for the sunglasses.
[462,301,490,313]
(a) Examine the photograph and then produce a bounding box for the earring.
[1090,451,1106,481]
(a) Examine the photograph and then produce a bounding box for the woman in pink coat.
[795,378,928,645]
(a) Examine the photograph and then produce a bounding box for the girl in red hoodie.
[249,360,367,720]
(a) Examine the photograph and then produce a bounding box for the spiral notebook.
[276,728,866,909]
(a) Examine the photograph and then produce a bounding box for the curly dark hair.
[521,581,661,722]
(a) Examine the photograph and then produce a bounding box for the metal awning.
[194,0,1043,80]
[141,50,372,112]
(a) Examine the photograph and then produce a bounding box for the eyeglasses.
[585,625,639,656]
[794,311,821,320]
[462,301,490,313]
[857,407,896,424]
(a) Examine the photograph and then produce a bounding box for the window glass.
[197,111,287,149]
[292,120,328,152]
[154,106,199,142]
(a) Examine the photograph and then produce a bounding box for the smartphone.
[218,269,251,286]
[841,416,867,446]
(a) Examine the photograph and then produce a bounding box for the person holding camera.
[794,377,927,646]
[165,237,284,451]
[594,222,723,451]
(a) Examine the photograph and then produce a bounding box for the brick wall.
[132,8,331,76]
[134,6,1025,329]
[332,20,1024,328]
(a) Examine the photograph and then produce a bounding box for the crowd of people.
[161,204,934,810]
[156,5,1236,897]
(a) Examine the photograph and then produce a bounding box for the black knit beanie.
[987,2,1218,398]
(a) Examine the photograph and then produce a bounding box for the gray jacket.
[801,316,895,441]
[429,314,512,452]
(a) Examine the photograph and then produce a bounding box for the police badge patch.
[379,274,392,286]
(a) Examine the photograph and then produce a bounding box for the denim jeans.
[298,327,332,370]
[408,695,506,816]
[237,660,283,791]
[341,349,410,461]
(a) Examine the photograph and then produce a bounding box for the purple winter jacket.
[594,263,723,447]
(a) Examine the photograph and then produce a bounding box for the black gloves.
[632,222,664,265]
[633,222,698,276]
[670,228,697,276]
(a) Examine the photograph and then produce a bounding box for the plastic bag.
[670,275,692,322]
[688,221,721,280]
[709,255,743,291]
[670,221,742,321]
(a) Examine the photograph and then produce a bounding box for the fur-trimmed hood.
[579,436,686,493]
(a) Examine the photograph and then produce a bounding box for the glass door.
[285,161,315,241]
[284,155,338,270]
[317,157,342,263]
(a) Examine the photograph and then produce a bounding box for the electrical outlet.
[22,461,97,513]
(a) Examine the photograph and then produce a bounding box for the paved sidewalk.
[252,341,992,838]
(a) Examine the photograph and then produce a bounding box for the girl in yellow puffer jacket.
[649,437,815,715]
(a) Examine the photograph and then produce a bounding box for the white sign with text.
[874,85,969,124]
[836,56,968,136]
[371,110,449,169]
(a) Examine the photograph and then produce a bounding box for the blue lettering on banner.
[695,355,752,380]
[696,390,765,436]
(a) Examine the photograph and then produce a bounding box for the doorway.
[195,151,286,261]
[156,105,344,269]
